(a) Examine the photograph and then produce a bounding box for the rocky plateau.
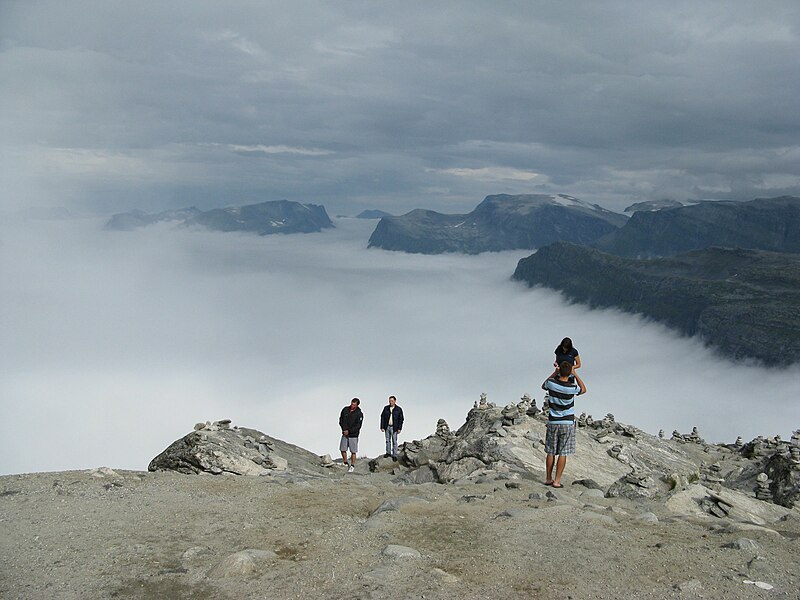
[2,395,799,599]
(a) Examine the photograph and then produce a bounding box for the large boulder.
[148,420,327,476]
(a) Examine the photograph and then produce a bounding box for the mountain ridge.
[105,200,334,235]
[368,193,627,254]
[512,242,800,366]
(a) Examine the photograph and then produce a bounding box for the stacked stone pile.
[436,419,455,440]
[671,427,705,444]
[754,473,772,501]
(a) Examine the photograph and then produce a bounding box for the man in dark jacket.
[339,398,364,472]
[380,395,404,460]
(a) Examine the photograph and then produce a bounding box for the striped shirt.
[543,376,581,424]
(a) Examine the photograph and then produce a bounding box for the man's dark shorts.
[545,423,576,456]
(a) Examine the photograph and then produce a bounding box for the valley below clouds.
[2,216,799,476]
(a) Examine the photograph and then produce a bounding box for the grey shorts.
[545,422,576,456]
[339,436,358,454]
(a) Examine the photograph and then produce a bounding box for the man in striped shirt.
[541,361,587,488]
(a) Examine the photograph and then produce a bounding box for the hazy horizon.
[2,216,798,476]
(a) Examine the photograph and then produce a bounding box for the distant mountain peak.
[106,200,334,235]
[369,193,627,254]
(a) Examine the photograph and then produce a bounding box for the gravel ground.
[2,467,799,599]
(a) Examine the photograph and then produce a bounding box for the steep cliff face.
[595,196,800,258]
[368,194,626,254]
[512,242,800,366]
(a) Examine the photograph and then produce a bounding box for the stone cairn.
[755,472,772,501]
[436,418,455,440]
[475,393,495,410]
[195,419,234,431]
[701,462,725,490]
[792,443,800,464]
[624,469,653,490]
[740,434,792,459]
[524,393,541,417]
[671,427,705,444]
[501,403,527,427]
[608,443,629,464]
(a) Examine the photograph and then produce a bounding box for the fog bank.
[1,217,798,475]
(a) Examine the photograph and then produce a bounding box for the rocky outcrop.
[512,243,800,366]
[148,420,330,476]
[106,200,334,235]
[391,395,800,513]
[595,196,800,258]
[623,199,685,213]
[148,410,800,515]
[367,194,626,254]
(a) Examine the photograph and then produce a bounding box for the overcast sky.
[2,1,799,216]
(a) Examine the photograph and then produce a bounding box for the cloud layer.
[2,1,800,215]
[2,217,798,475]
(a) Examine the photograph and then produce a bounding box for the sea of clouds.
[2,216,799,475]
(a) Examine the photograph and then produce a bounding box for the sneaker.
[392,456,398,462]
[348,465,354,473]
[384,453,391,458]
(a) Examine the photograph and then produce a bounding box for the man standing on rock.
[339,398,363,473]
[542,362,586,488]
[380,395,404,460]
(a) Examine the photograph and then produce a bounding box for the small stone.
[182,546,208,560]
[580,489,605,500]
[504,482,521,489]
[756,472,768,483]
[194,422,207,431]
[382,544,421,559]
[636,512,659,523]
[675,579,703,593]
[431,567,459,584]
[207,549,276,578]
[458,494,487,503]
[209,466,223,475]
[87,467,118,478]
[724,538,760,551]
[743,580,774,591]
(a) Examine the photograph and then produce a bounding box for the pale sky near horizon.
[2,1,799,217]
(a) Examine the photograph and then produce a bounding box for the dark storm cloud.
[1,1,799,214]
